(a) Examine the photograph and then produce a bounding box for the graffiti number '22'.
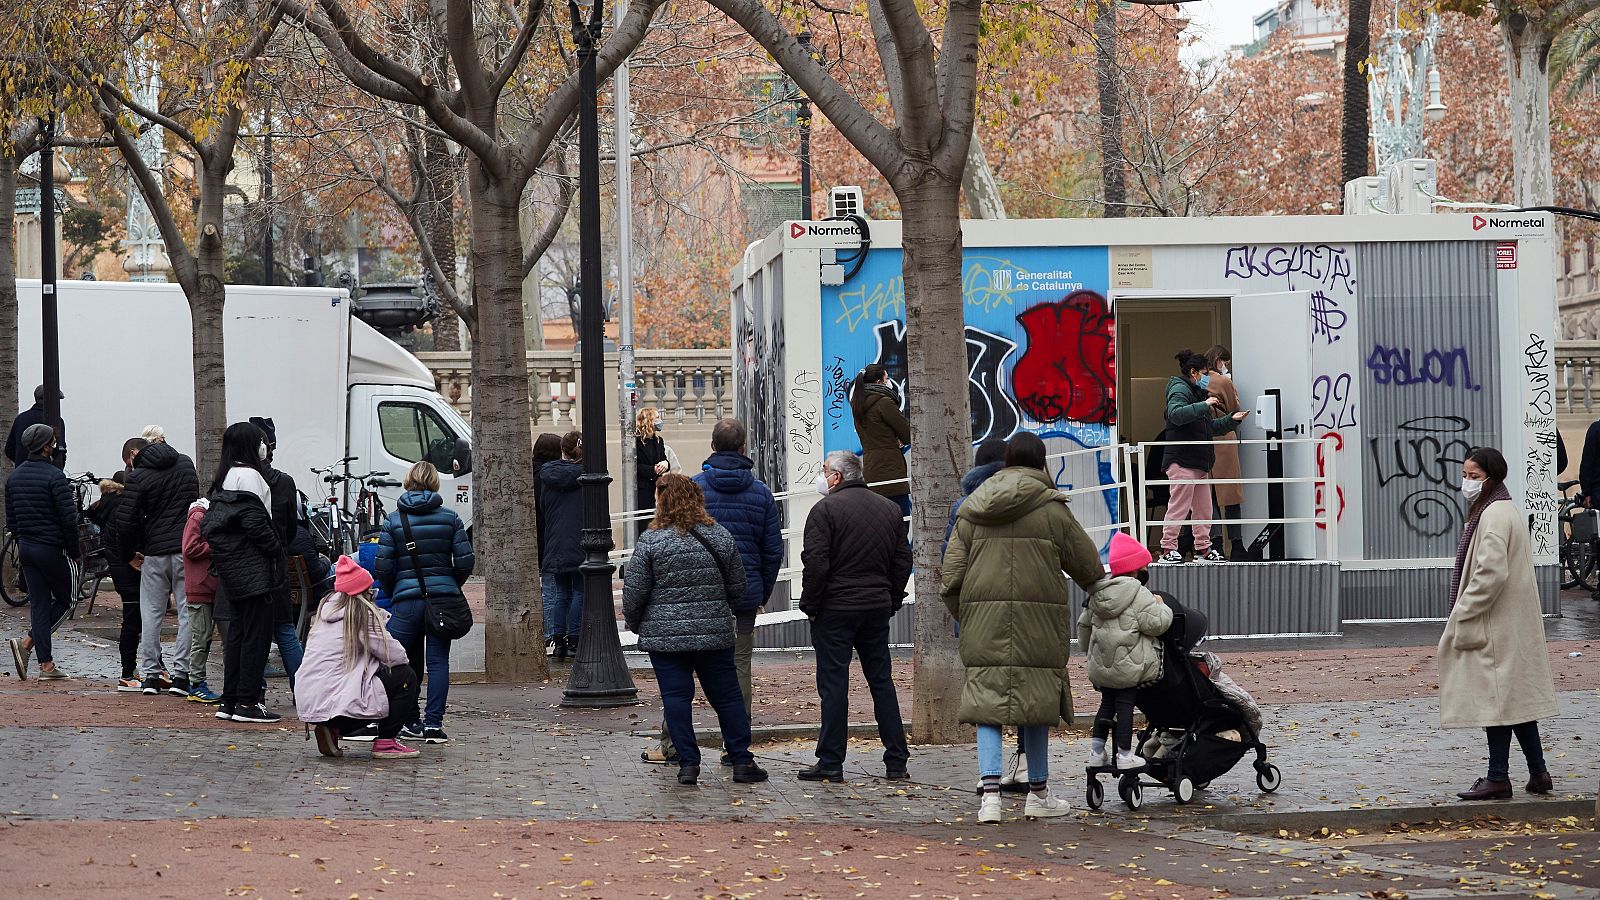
[1311,373,1357,430]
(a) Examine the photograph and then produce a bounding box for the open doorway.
[1115,297,1231,447]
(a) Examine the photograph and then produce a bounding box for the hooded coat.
[536,459,584,573]
[940,466,1105,726]
[294,595,411,723]
[852,384,911,498]
[374,490,474,605]
[693,450,783,614]
[1437,499,1559,728]
[1077,577,1173,690]
[181,499,217,604]
[1163,377,1240,472]
[114,441,200,559]
[201,490,285,602]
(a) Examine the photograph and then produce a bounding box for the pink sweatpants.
[1161,463,1212,553]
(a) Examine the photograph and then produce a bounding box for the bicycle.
[1557,480,1599,596]
[1,472,109,614]
[307,457,398,558]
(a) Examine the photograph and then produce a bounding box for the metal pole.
[797,32,814,220]
[262,97,274,285]
[39,117,63,466]
[563,0,639,707]
[615,0,638,546]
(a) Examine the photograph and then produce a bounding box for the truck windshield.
[378,402,459,472]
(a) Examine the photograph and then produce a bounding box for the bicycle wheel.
[1567,539,1599,593]
[1,534,26,607]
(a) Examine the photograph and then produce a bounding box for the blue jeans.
[273,622,304,689]
[649,648,753,768]
[978,724,1050,782]
[20,542,73,665]
[541,571,584,639]
[386,598,451,728]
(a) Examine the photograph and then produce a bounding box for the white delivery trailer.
[733,211,1560,640]
[14,280,473,526]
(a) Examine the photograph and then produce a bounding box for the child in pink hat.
[1077,532,1172,772]
[294,556,423,760]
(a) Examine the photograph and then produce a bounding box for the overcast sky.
[1180,0,1273,61]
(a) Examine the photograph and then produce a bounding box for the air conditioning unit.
[829,186,863,219]
[1342,176,1387,215]
[1386,158,1439,215]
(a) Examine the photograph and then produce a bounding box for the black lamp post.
[796,31,814,220]
[562,0,639,708]
[39,115,63,461]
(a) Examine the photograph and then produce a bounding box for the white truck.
[13,279,473,526]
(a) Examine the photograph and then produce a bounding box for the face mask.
[1461,477,1484,501]
[258,443,269,462]
[814,474,831,496]
[1219,364,1231,377]
[1196,374,1211,391]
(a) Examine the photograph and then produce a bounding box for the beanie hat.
[1107,532,1153,578]
[334,554,374,596]
[21,423,55,456]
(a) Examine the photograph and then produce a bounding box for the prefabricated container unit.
[731,213,1560,638]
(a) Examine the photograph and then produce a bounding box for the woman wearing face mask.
[1439,447,1559,800]
[636,407,670,517]
[1158,350,1247,564]
[1203,346,1247,560]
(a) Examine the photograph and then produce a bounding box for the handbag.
[398,510,474,640]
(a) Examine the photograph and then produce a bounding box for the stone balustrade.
[1557,341,1600,418]
[417,348,735,427]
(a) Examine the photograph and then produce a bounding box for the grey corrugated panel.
[1142,561,1340,636]
[1341,564,1561,619]
[752,604,917,650]
[1356,242,1502,560]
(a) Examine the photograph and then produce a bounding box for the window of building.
[378,402,458,471]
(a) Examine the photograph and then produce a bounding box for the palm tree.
[1340,0,1373,196]
[1550,10,1600,97]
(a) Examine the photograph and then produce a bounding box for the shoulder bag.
[686,526,738,610]
[399,510,474,640]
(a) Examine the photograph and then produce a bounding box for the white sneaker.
[1157,550,1185,565]
[1024,791,1072,819]
[998,751,1027,787]
[977,793,1003,824]
[1115,750,1146,772]
[1087,737,1108,768]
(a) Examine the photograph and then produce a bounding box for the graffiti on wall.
[1012,291,1117,426]
[1524,333,1558,557]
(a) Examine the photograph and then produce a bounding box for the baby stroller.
[1085,598,1281,810]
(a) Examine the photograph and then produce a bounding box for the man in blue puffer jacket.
[5,425,78,680]
[375,462,474,744]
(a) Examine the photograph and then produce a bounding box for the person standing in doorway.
[849,365,912,529]
[798,450,912,782]
[114,426,202,695]
[537,432,585,661]
[1440,447,1559,800]
[376,461,474,744]
[1204,346,1247,560]
[1158,350,1246,564]
[6,425,77,680]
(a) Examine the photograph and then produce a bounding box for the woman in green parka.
[941,432,1106,824]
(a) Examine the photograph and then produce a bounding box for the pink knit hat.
[334,555,374,595]
[1107,532,1153,577]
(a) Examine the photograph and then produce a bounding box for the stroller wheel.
[1255,763,1282,793]
[1118,774,1143,810]
[1086,778,1104,810]
[1174,776,1195,805]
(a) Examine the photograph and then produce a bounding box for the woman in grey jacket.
[624,474,769,787]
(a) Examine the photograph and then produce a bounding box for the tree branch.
[89,87,198,289]
[490,0,546,99]
[867,0,940,150]
[934,0,982,173]
[522,159,574,279]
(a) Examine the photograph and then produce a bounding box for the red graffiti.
[1012,291,1117,425]
[1314,431,1346,529]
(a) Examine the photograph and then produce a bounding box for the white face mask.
[814,474,831,496]
[257,442,270,462]
[1461,477,1484,502]
[1219,363,1231,377]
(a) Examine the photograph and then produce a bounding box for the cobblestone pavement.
[1,594,1596,898]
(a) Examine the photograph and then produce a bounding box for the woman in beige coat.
[1205,346,1246,559]
[1439,447,1558,801]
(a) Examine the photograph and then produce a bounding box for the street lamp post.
[795,31,814,220]
[1368,9,1446,173]
[562,0,639,708]
[39,116,62,448]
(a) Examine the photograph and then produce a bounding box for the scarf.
[1449,483,1512,609]
[864,381,900,402]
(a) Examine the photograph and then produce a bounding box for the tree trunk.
[1340,0,1372,194]
[424,133,462,352]
[190,167,232,476]
[1503,11,1556,207]
[518,183,548,353]
[0,154,19,506]
[961,136,1007,219]
[1095,0,1126,218]
[900,181,972,745]
[468,170,547,682]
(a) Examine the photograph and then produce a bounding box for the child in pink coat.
[295,557,421,759]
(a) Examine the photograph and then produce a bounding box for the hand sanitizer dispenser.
[1254,393,1280,434]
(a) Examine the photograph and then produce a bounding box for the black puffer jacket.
[201,489,286,602]
[114,442,200,558]
[537,459,584,573]
[263,467,300,623]
[4,458,77,549]
[800,481,913,615]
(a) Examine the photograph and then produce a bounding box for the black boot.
[678,764,701,785]
[554,635,569,661]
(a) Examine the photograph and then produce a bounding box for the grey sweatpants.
[139,554,192,679]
